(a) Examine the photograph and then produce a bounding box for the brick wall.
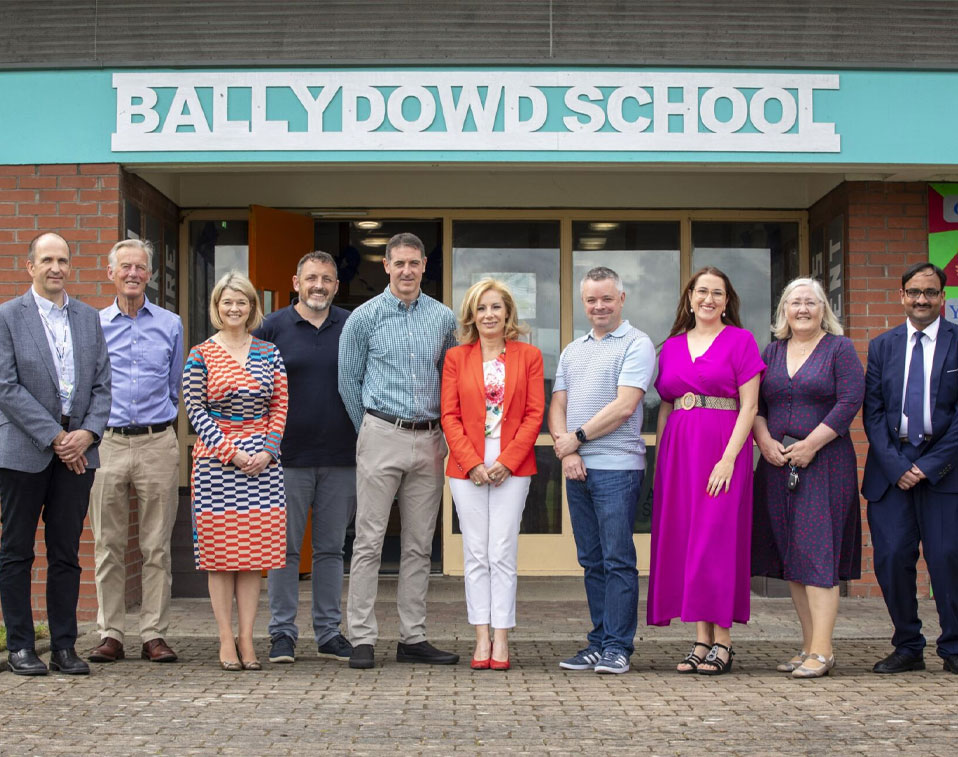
[0,163,123,624]
[811,180,931,599]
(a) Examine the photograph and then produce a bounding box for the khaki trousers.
[347,413,446,646]
[88,426,179,644]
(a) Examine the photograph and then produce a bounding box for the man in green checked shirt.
[338,232,459,669]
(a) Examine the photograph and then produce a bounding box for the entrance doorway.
[192,209,446,574]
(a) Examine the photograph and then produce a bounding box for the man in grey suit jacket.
[0,232,111,676]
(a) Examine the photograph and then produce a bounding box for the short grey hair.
[579,266,624,296]
[771,277,843,339]
[296,250,337,278]
[109,238,154,269]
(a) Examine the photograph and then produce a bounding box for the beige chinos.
[346,413,447,646]
[88,426,179,643]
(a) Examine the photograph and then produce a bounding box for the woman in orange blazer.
[442,278,545,671]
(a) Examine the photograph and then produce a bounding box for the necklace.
[792,331,824,356]
[218,333,251,350]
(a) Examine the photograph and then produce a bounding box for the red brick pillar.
[0,163,122,624]
[814,180,931,598]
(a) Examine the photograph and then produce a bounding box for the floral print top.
[483,353,506,438]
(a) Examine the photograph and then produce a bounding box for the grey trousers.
[267,466,356,645]
[346,413,446,646]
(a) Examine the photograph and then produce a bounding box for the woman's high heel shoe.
[490,656,510,671]
[471,656,491,670]
[792,653,834,678]
[777,650,809,673]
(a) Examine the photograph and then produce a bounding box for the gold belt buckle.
[680,392,696,411]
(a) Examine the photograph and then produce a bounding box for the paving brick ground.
[1,577,956,755]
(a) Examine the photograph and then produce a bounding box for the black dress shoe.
[396,640,460,665]
[6,649,48,676]
[349,644,375,670]
[943,654,958,674]
[873,650,925,674]
[49,647,91,675]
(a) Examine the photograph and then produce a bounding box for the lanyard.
[38,306,73,401]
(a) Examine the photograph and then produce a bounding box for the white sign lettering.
[112,71,840,152]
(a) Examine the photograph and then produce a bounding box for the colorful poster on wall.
[930,183,958,323]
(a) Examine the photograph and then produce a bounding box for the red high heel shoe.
[490,656,510,671]
[471,656,491,670]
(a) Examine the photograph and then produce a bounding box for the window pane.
[314,220,442,309]
[573,221,680,433]
[451,220,560,536]
[452,220,560,433]
[692,222,800,352]
[188,220,249,349]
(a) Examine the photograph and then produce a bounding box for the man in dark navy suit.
[862,261,958,675]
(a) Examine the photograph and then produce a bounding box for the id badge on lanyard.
[39,309,73,402]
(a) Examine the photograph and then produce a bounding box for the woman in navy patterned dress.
[752,278,864,678]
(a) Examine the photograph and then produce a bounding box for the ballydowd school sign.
[111,71,840,153]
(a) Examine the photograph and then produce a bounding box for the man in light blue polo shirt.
[549,266,655,675]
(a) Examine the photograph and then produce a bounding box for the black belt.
[107,421,173,436]
[60,415,70,429]
[365,409,439,431]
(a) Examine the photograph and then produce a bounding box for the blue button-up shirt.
[338,287,457,431]
[100,297,183,427]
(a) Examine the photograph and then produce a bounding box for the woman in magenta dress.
[752,278,864,678]
[647,267,765,675]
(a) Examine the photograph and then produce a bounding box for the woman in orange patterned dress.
[183,272,288,671]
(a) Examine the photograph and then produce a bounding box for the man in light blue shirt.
[549,266,655,675]
[338,232,458,669]
[87,239,183,665]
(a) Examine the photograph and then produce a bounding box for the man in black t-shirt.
[254,251,357,665]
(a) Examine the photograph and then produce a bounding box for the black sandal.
[677,642,711,674]
[698,643,735,675]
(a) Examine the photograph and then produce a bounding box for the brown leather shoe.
[141,638,178,663]
[88,637,125,663]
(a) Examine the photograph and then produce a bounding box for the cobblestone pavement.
[2,578,956,756]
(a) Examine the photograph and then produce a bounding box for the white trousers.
[449,438,530,629]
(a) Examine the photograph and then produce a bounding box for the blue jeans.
[566,468,642,655]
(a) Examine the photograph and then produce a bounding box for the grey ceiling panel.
[1,1,956,69]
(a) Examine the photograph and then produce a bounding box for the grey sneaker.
[317,634,353,661]
[594,648,630,674]
[268,634,295,664]
[559,646,602,670]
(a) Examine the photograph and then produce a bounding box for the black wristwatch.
[574,427,588,444]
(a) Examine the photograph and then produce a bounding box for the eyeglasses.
[692,287,726,300]
[786,299,822,310]
[903,288,942,300]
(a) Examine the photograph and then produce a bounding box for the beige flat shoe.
[792,653,835,678]
[777,650,808,673]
